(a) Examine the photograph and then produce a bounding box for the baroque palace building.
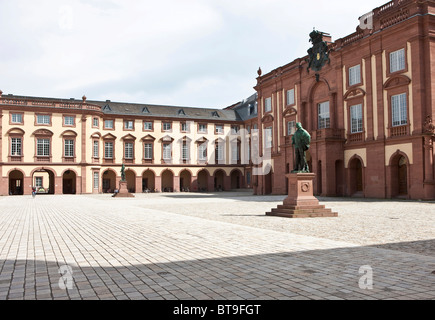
[253,0,435,200]
[1,0,434,200]
[0,91,258,196]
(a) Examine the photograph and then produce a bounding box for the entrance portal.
[9,170,24,195]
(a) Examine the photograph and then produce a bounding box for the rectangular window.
[215,125,224,134]
[264,127,273,148]
[215,144,224,161]
[93,117,99,127]
[318,101,330,129]
[163,143,172,160]
[64,139,74,157]
[350,104,363,133]
[198,124,207,133]
[231,125,240,135]
[182,142,189,160]
[124,120,134,130]
[392,93,407,127]
[35,177,43,188]
[37,139,50,156]
[287,89,295,105]
[390,49,405,73]
[162,122,171,131]
[198,143,207,161]
[104,120,114,129]
[287,121,296,136]
[37,115,50,125]
[93,172,99,189]
[104,142,114,159]
[93,141,99,158]
[231,144,240,161]
[349,64,361,86]
[144,121,153,131]
[265,97,272,112]
[64,116,75,126]
[11,138,22,156]
[124,142,134,159]
[11,113,23,124]
[181,122,189,132]
[144,143,153,159]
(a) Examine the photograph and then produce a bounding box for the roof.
[0,93,244,122]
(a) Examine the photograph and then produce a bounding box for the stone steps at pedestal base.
[266,207,338,218]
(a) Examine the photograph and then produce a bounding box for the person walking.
[32,186,36,198]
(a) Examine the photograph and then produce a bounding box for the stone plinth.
[266,173,337,218]
[112,181,135,198]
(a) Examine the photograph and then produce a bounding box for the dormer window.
[142,107,150,114]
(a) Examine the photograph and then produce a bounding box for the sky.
[1,0,384,108]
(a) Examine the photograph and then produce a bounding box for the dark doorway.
[9,170,24,195]
[62,170,76,194]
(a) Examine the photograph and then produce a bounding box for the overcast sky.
[1,0,384,108]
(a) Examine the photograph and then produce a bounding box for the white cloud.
[0,0,386,107]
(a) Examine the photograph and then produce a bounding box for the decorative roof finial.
[257,67,262,77]
[0,90,3,97]
[82,95,87,102]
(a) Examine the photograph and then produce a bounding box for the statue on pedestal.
[121,164,126,181]
[292,122,311,173]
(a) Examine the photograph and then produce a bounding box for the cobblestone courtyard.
[0,192,434,300]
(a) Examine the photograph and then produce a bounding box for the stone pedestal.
[266,173,337,218]
[112,181,135,198]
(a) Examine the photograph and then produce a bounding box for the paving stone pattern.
[0,192,434,300]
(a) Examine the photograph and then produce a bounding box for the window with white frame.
[349,64,361,86]
[350,104,363,133]
[287,89,295,105]
[64,116,75,126]
[124,142,134,159]
[215,143,224,161]
[93,117,99,127]
[182,141,189,161]
[264,97,272,112]
[11,138,22,156]
[264,127,273,148]
[104,142,114,158]
[163,143,172,160]
[144,143,153,159]
[391,93,407,127]
[93,172,99,189]
[181,122,189,132]
[64,139,74,157]
[390,48,405,73]
[287,121,296,136]
[93,141,99,158]
[104,120,114,129]
[215,125,223,134]
[124,120,134,130]
[318,101,330,129]
[231,125,240,135]
[162,122,172,131]
[198,143,207,161]
[231,142,240,161]
[37,139,50,156]
[11,113,23,124]
[35,177,43,188]
[198,124,207,133]
[36,115,50,125]
[144,121,153,131]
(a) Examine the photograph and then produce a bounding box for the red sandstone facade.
[253,0,435,200]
